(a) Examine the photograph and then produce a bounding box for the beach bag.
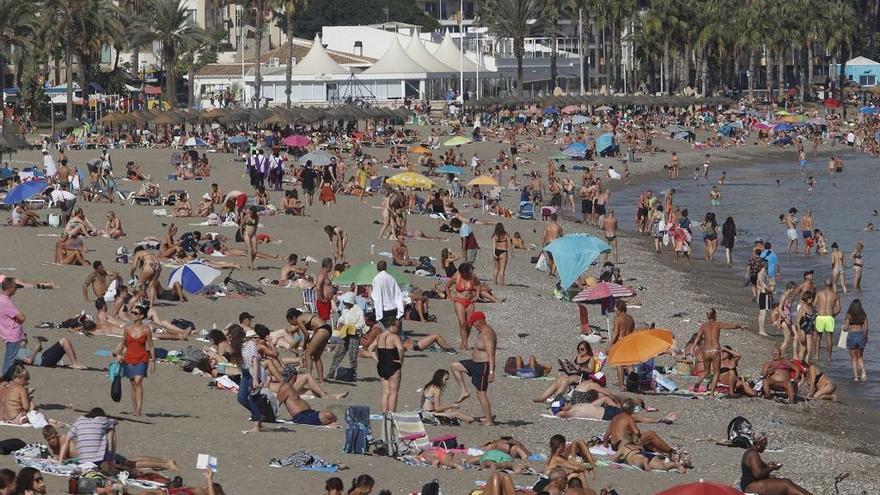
[727,416,754,448]
[48,213,62,227]
[251,390,277,423]
[417,256,436,275]
[837,329,849,349]
[110,372,123,403]
[171,319,196,331]
[504,357,518,375]
[343,406,372,455]
[334,367,356,382]
[0,438,26,455]
[535,253,548,272]
[421,480,440,495]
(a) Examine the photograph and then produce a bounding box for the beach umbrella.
[549,152,569,160]
[282,134,310,147]
[561,105,579,114]
[3,179,48,205]
[167,261,222,294]
[571,115,589,125]
[409,145,431,154]
[543,233,610,290]
[595,133,615,154]
[299,150,333,166]
[858,106,880,114]
[543,107,559,115]
[572,282,634,302]
[775,110,789,116]
[227,135,249,145]
[823,98,841,108]
[562,143,587,157]
[443,136,472,146]
[772,123,793,132]
[607,329,674,366]
[595,105,612,112]
[656,481,744,495]
[467,175,500,187]
[435,165,465,175]
[387,172,436,190]
[184,137,208,147]
[334,262,409,286]
[751,123,771,131]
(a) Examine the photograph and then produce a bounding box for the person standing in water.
[851,242,864,291]
[603,210,619,264]
[842,299,869,382]
[721,216,736,267]
[814,279,841,363]
[784,208,798,254]
[800,211,813,256]
[830,243,847,294]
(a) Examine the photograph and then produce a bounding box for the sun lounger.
[384,412,431,456]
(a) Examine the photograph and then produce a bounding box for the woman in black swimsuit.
[718,347,756,397]
[370,323,404,413]
[286,308,332,383]
[851,242,864,290]
[440,248,459,278]
[491,223,512,286]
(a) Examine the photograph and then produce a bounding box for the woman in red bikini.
[444,262,480,350]
[113,305,155,416]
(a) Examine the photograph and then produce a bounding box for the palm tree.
[273,0,309,109]
[0,0,37,93]
[642,0,686,94]
[482,0,546,96]
[231,1,280,107]
[825,0,857,117]
[119,0,151,77]
[71,0,125,104]
[182,35,217,109]
[43,0,82,120]
[130,0,211,107]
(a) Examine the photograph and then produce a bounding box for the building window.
[859,75,876,86]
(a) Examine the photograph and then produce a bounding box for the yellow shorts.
[814,315,835,333]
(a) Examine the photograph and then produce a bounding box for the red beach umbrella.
[656,481,744,495]
[572,282,634,302]
[282,134,310,147]
[823,98,841,108]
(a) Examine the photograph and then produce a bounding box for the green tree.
[825,0,857,117]
[130,0,212,107]
[273,0,309,109]
[0,0,37,92]
[482,0,546,96]
[279,0,438,39]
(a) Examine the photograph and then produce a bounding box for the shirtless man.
[56,159,72,190]
[450,312,497,426]
[668,152,680,179]
[262,254,312,287]
[172,193,192,217]
[392,236,417,266]
[784,208,798,254]
[130,247,162,303]
[609,300,635,388]
[693,308,747,394]
[282,383,338,426]
[541,213,563,277]
[323,225,348,262]
[813,280,840,363]
[603,210,618,263]
[0,365,32,423]
[578,181,593,224]
[314,258,334,321]
[594,186,610,226]
[82,261,121,303]
[800,211,813,256]
[603,401,675,458]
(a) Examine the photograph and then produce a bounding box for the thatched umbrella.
[100,113,124,125]
[55,119,81,131]
[151,112,180,125]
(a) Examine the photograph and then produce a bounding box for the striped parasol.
[572,282,634,302]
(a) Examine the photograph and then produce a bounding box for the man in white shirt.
[49,185,77,223]
[42,150,57,181]
[370,261,403,333]
[326,291,364,380]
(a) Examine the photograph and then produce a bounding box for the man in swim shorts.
[813,279,840,363]
[450,312,497,426]
[285,387,337,426]
[784,208,798,254]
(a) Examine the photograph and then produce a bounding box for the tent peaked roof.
[364,35,427,74]
[847,56,880,66]
[432,31,478,72]
[291,35,350,75]
[405,34,455,73]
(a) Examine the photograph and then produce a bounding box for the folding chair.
[385,411,431,456]
[302,287,317,314]
[518,201,535,220]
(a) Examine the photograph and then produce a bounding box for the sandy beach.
[0,128,878,495]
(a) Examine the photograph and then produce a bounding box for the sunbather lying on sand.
[16,336,86,369]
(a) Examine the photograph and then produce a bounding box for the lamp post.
[459,0,464,103]
[578,8,585,95]
[237,5,244,106]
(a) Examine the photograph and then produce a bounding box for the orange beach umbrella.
[607,328,673,366]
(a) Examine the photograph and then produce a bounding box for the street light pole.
[578,8,585,95]
[238,6,244,106]
[459,0,464,103]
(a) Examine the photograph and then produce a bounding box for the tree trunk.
[188,59,195,110]
[65,28,74,121]
[515,38,524,97]
[700,50,709,96]
[664,43,671,95]
[807,43,815,100]
[132,46,140,79]
[765,48,773,95]
[549,20,558,94]
[777,47,784,98]
[253,2,264,108]
[683,44,691,91]
[609,25,618,92]
[591,21,599,92]
[285,12,294,109]
[583,19,591,93]
[733,52,741,93]
[840,46,849,119]
[748,49,755,97]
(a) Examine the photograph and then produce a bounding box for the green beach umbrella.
[549,152,569,160]
[443,136,472,146]
[334,262,410,286]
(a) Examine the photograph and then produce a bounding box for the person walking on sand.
[239,207,259,270]
[609,300,635,388]
[542,213,563,276]
[842,299,869,382]
[800,211,813,256]
[830,243,847,294]
[370,316,404,414]
[756,260,772,337]
[693,308,747,395]
[491,223,512,286]
[450,312,497,426]
[603,210,619,264]
[814,279,840,363]
[112,304,155,416]
[0,278,26,376]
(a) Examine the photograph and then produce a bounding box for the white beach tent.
[291,35,350,76]
[432,31,479,73]
[361,35,430,99]
[363,35,428,75]
[405,34,455,74]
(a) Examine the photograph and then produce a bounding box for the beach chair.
[385,412,431,456]
[129,183,162,206]
[626,359,656,393]
[367,176,384,193]
[518,201,535,220]
[302,287,317,314]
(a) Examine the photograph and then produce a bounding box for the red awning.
[143,85,162,95]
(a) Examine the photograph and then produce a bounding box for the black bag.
[110,376,122,402]
[235,228,244,243]
[421,480,440,495]
[334,367,356,382]
[727,416,754,448]
[251,391,277,423]
[171,319,196,331]
[0,438,26,455]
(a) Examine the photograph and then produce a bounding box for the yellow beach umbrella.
[467,176,500,187]
[409,145,430,154]
[387,172,436,190]
[443,136,472,146]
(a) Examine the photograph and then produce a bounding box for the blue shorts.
[124,362,148,378]
[292,409,321,426]
[799,159,807,169]
[847,331,867,350]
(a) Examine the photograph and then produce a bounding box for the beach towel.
[540,414,606,422]
[268,450,339,472]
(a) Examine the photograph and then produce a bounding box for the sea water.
[614,153,879,406]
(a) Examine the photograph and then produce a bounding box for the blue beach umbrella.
[543,233,611,290]
[544,107,559,115]
[595,133,615,155]
[299,150,333,166]
[184,137,209,147]
[3,179,48,205]
[435,165,465,175]
[227,135,249,144]
[858,106,880,114]
[167,261,222,293]
[773,123,794,132]
[572,115,589,125]
[0,168,14,180]
[562,142,587,157]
